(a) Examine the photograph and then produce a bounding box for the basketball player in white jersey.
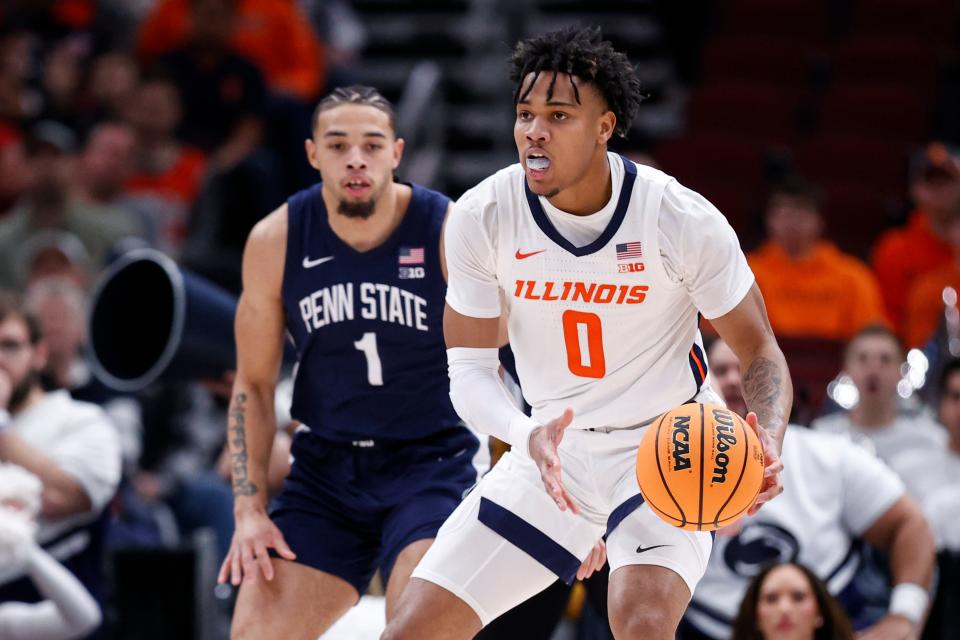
[686,340,935,640]
[382,27,792,640]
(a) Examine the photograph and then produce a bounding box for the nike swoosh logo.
[636,544,672,554]
[303,255,335,268]
[515,249,546,260]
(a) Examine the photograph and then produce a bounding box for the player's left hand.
[745,412,783,516]
[576,539,606,581]
[857,614,918,640]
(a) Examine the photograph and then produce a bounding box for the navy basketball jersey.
[282,182,462,441]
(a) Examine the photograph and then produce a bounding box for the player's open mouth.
[526,152,551,178]
[344,178,372,197]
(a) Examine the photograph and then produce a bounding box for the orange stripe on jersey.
[689,347,706,381]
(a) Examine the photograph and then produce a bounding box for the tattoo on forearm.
[742,357,785,437]
[229,392,258,497]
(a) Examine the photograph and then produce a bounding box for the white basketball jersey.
[686,428,905,639]
[445,153,754,429]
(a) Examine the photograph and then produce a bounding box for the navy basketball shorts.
[269,426,479,596]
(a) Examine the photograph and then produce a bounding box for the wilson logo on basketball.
[636,403,764,532]
[671,414,691,471]
[711,409,738,484]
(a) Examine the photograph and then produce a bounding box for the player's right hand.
[745,412,784,516]
[528,408,579,514]
[218,509,296,586]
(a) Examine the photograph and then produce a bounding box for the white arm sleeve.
[448,347,540,458]
[658,180,755,319]
[0,545,101,640]
[444,194,501,318]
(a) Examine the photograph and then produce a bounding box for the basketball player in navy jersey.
[215,86,497,639]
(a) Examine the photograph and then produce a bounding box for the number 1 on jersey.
[353,332,384,386]
[562,310,605,378]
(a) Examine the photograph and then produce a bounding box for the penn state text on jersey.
[282,182,463,442]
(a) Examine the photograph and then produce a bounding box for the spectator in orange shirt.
[872,142,960,335]
[749,176,887,341]
[137,0,325,102]
[904,213,960,349]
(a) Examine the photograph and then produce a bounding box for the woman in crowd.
[732,562,854,640]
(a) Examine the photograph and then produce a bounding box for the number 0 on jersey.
[562,310,605,378]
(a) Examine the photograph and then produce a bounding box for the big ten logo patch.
[617,262,645,273]
[399,266,425,280]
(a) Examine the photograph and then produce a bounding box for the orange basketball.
[636,403,764,532]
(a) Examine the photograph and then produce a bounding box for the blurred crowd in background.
[0,0,957,639]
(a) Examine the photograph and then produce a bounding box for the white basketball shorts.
[411,388,721,626]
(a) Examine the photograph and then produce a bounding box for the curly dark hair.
[509,26,644,138]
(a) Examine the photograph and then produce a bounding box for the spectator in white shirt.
[894,359,960,551]
[812,325,946,470]
[0,291,120,626]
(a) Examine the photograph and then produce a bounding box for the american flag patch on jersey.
[399,246,425,265]
[615,242,643,260]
